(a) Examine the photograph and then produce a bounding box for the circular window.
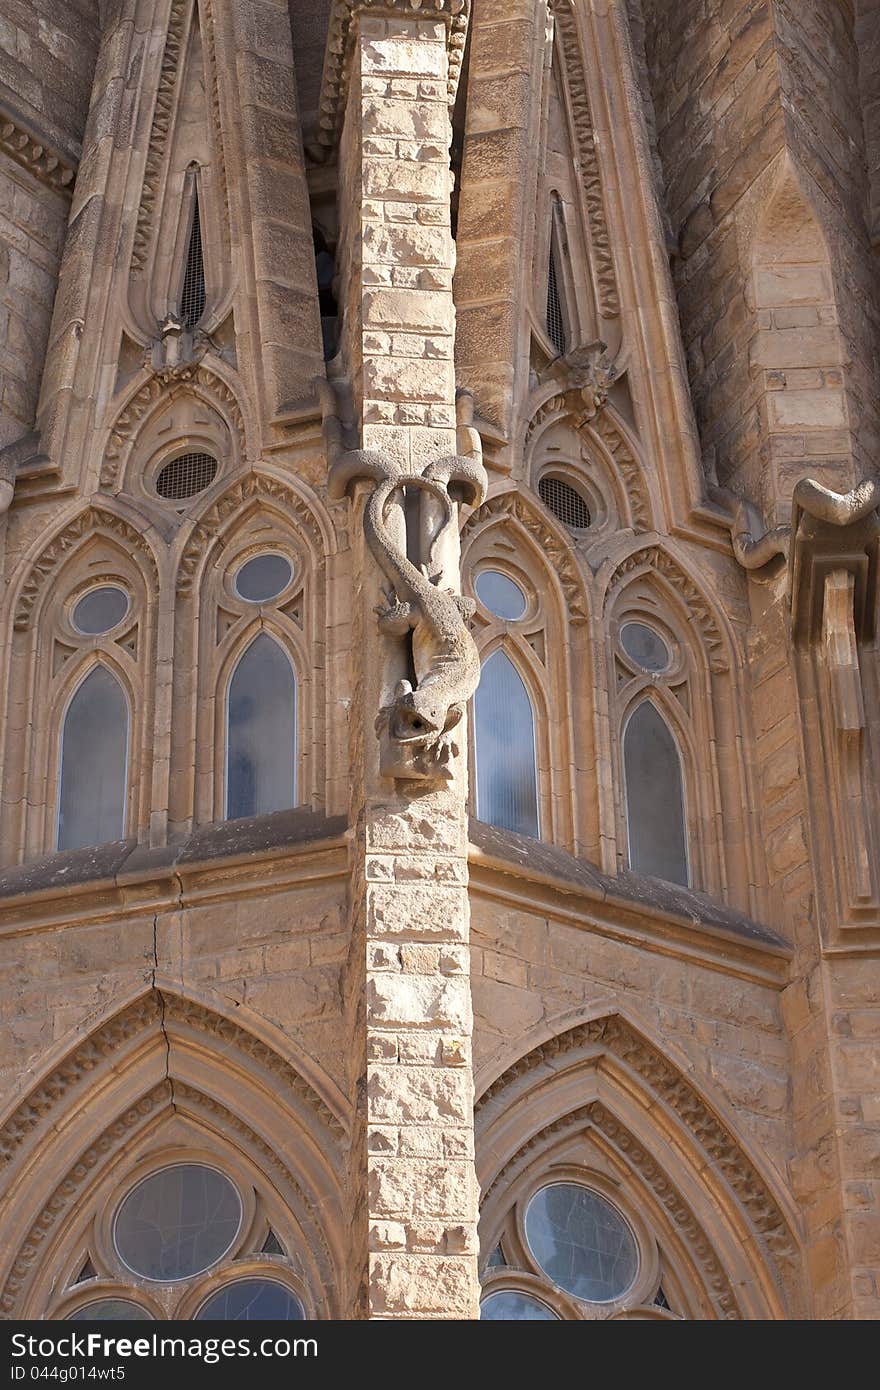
[196,1279,305,1321]
[114,1164,241,1282]
[620,622,670,673]
[538,475,591,532]
[235,554,293,603]
[480,1290,559,1320]
[475,569,527,621]
[155,451,218,501]
[524,1184,638,1304]
[67,1300,153,1321]
[72,587,129,636]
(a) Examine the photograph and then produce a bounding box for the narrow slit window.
[180,190,206,329]
[546,242,566,356]
[226,634,296,820]
[623,701,689,886]
[57,666,129,851]
[474,649,539,839]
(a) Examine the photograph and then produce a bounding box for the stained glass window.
[524,1184,638,1304]
[57,666,128,851]
[114,1165,241,1282]
[474,650,539,839]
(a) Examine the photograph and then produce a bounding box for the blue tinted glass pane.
[624,702,689,886]
[475,570,527,621]
[73,587,129,635]
[474,650,539,838]
[197,1280,305,1321]
[114,1164,240,1281]
[226,635,296,819]
[235,554,292,603]
[525,1185,638,1303]
[620,622,669,672]
[57,666,128,851]
[68,1301,152,1321]
[481,1291,558,1320]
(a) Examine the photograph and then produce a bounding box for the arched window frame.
[479,1155,688,1321]
[54,657,133,853]
[606,575,731,898]
[2,526,155,864]
[186,521,311,830]
[462,499,596,855]
[472,640,544,842]
[221,627,300,823]
[41,1137,320,1322]
[620,693,692,889]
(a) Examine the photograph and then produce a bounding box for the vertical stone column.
[331,7,481,1319]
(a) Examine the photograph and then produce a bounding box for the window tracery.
[48,1156,312,1323]
[479,1169,682,1321]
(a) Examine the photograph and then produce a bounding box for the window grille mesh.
[180,194,206,329]
[538,475,591,531]
[156,451,217,501]
[546,246,566,355]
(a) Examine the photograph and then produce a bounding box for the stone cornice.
[0,103,77,196]
[468,819,791,987]
[315,0,470,153]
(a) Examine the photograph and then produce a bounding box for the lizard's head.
[393,687,462,742]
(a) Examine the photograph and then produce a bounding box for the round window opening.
[475,569,527,621]
[113,1164,242,1282]
[524,1184,638,1304]
[155,452,218,501]
[480,1290,559,1321]
[68,1300,153,1322]
[235,554,293,603]
[72,586,129,636]
[196,1279,306,1321]
[538,475,591,532]
[620,621,670,673]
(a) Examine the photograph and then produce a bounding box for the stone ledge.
[0,807,349,906]
[468,818,791,975]
[0,95,78,195]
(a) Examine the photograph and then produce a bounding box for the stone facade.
[0,0,877,1322]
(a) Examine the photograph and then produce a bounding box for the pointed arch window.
[226,634,296,821]
[179,185,206,330]
[57,666,129,851]
[474,649,539,839]
[546,241,566,356]
[623,700,689,886]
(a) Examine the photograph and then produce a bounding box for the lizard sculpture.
[321,383,488,782]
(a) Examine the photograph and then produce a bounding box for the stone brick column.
[329,5,480,1319]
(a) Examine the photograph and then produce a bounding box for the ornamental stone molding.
[315,0,470,152]
[0,989,346,1177]
[461,488,589,626]
[176,471,327,593]
[0,105,77,196]
[13,505,160,631]
[130,0,191,276]
[604,545,729,672]
[0,1082,172,1316]
[1,1079,339,1317]
[101,365,247,489]
[550,0,619,318]
[482,1100,741,1319]
[475,1013,800,1295]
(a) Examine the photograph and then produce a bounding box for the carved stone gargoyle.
[321,385,488,784]
[538,340,618,427]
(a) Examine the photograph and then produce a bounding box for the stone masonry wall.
[0,0,98,445]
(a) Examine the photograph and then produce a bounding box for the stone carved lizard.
[321,383,488,783]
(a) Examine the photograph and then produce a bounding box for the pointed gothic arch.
[0,985,348,1319]
[462,486,598,856]
[475,1009,804,1320]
